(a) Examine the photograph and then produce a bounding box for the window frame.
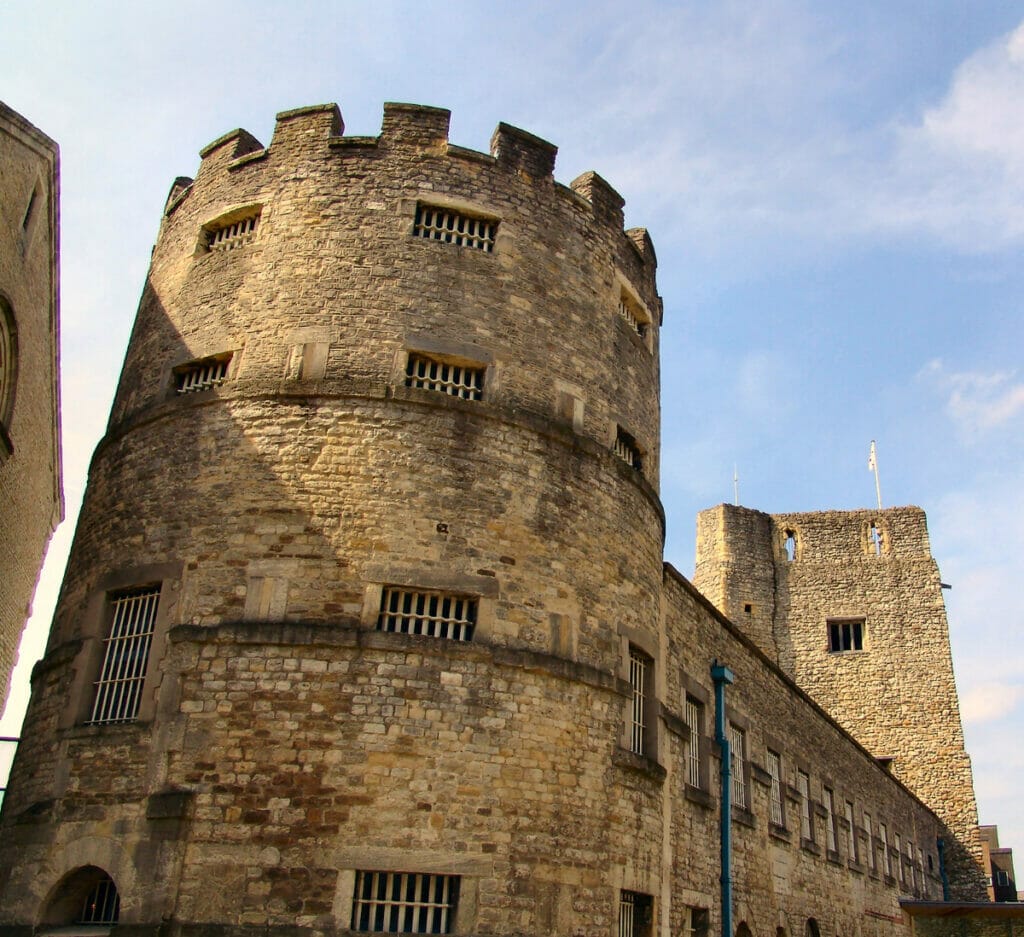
[412,202,498,253]
[404,351,486,402]
[618,889,653,937]
[727,721,748,811]
[197,204,263,254]
[797,770,813,843]
[377,587,478,642]
[827,617,865,654]
[767,749,785,828]
[351,870,460,934]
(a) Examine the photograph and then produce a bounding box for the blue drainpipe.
[937,837,950,901]
[712,661,736,937]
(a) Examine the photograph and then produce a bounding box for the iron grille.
[377,589,476,641]
[352,871,458,934]
[77,875,120,924]
[413,205,496,252]
[405,354,484,401]
[628,648,650,756]
[89,587,159,724]
[208,213,259,252]
[684,697,702,788]
[175,356,230,394]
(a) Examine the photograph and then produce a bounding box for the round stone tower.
[0,103,665,933]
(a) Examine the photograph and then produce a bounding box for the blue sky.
[2,1,1023,858]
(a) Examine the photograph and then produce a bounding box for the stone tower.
[694,503,985,897]
[0,103,665,932]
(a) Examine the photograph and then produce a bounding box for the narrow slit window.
[204,211,261,252]
[869,522,884,555]
[784,530,797,562]
[767,750,784,826]
[351,871,459,934]
[614,427,642,472]
[827,619,864,653]
[728,723,746,809]
[22,186,38,232]
[377,588,477,641]
[845,800,857,860]
[89,586,160,724]
[413,204,496,252]
[797,770,812,841]
[684,696,703,789]
[175,354,231,395]
[824,787,837,852]
[405,353,484,401]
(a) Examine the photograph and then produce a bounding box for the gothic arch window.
[41,866,120,927]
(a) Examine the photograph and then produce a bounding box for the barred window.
[846,800,858,860]
[405,353,484,401]
[205,211,260,252]
[413,204,496,252]
[628,647,652,756]
[728,723,746,809]
[377,588,477,641]
[797,770,812,841]
[824,787,837,852]
[865,812,876,871]
[684,696,703,788]
[352,871,459,934]
[618,289,650,338]
[619,890,653,937]
[828,618,864,653]
[895,832,905,883]
[767,750,784,826]
[175,354,231,395]
[880,823,892,877]
[614,427,642,472]
[90,586,160,724]
[77,874,120,925]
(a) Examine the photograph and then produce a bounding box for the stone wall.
[694,504,987,899]
[0,102,62,711]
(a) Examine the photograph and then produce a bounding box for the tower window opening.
[784,530,797,562]
[619,890,653,937]
[413,204,496,252]
[617,289,650,339]
[405,353,484,401]
[827,618,864,653]
[627,646,653,756]
[77,874,120,925]
[614,427,642,472]
[377,588,477,641]
[89,586,160,724]
[351,870,459,934]
[174,354,231,395]
[203,210,260,252]
[869,522,883,556]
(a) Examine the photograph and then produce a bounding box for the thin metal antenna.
[868,440,882,510]
[733,465,739,506]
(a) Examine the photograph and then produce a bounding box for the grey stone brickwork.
[694,504,988,899]
[0,103,985,937]
[0,102,62,712]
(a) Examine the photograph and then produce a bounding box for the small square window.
[174,354,232,395]
[827,619,864,653]
[377,588,477,641]
[614,427,643,472]
[617,289,650,339]
[351,871,459,934]
[413,204,496,252]
[202,210,261,252]
[405,353,484,401]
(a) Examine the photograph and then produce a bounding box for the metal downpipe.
[713,661,736,937]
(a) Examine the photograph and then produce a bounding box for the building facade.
[0,101,62,712]
[0,102,988,937]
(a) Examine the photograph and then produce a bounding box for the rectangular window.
[617,289,650,338]
[895,833,905,883]
[845,800,858,861]
[614,427,642,472]
[824,788,838,852]
[628,647,652,756]
[351,871,459,934]
[684,696,703,789]
[865,812,876,871]
[685,906,709,937]
[405,353,484,401]
[908,842,916,889]
[828,618,864,652]
[767,750,784,826]
[728,723,746,809]
[89,586,160,724]
[377,588,477,641]
[206,212,260,252]
[880,823,892,877]
[413,204,496,252]
[618,890,652,937]
[175,354,231,395]
[996,870,1010,887]
[797,770,812,841]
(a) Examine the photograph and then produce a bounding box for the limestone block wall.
[693,504,986,899]
[0,102,62,710]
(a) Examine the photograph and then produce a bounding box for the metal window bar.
[767,751,784,825]
[895,833,905,882]
[352,871,458,934]
[77,875,120,924]
[405,355,484,401]
[618,294,648,337]
[176,357,230,395]
[377,589,476,641]
[881,824,891,877]
[798,772,811,840]
[208,214,259,252]
[89,587,160,724]
[619,891,636,937]
[825,788,837,852]
[685,698,702,788]
[728,724,746,809]
[614,430,642,471]
[865,813,875,870]
[846,801,857,859]
[413,205,496,252]
[628,649,649,756]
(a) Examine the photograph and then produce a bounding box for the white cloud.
[961,683,1024,724]
[918,359,1024,438]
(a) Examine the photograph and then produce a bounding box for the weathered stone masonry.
[0,102,986,937]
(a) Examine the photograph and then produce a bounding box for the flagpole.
[868,440,882,510]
